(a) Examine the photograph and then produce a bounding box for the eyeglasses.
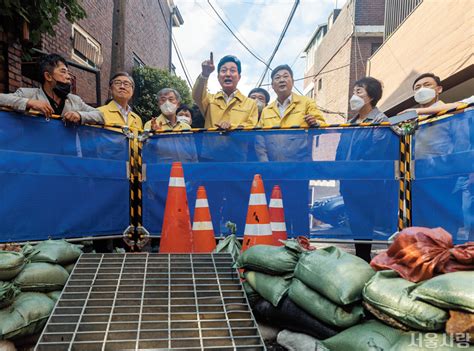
[112,80,133,88]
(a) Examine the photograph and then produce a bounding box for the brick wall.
[124,0,171,72]
[0,0,171,105]
[354,0,386,26]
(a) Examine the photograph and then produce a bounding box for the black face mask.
[53,81,71,99]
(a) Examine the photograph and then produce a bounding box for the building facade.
[367,0,473,114]
[0,0,183,106]
[303,0,386,123]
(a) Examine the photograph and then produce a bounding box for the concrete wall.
[367,0,474,111]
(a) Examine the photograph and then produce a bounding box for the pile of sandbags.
[0,240,82,341]
[288,246,374,329]
[237,240,342,339]
[236,240,304,308]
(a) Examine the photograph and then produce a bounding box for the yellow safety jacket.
[143,114,191,131]
[192,75,258,128]
[260,93,325,128]
[98,100,143,131]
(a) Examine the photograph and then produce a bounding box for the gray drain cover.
[35,253,265,350]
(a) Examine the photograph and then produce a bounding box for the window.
[133,53,145,68]
[71,25,102,67]
[371,42,382,55]
[318,78,323,91]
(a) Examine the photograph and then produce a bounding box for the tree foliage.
[132,66,192,122]
[0,0,86,45]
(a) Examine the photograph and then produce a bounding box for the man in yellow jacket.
[260,64,324,127]
[192,53,258,129]
[98,72,143,131]
[143,88,191,132]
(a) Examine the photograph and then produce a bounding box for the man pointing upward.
[192,53,258,129]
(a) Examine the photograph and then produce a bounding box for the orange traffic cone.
[159,162,193,253]
[192,186,216,253]
[269,185,287,246]
[241,174,275,251]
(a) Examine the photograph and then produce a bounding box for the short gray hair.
[157,88,181,102]
[109,72,135,89]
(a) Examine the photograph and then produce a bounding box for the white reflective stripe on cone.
[244,223,272,236]
[269,198,283,208]
[248,193,267,205]
[271,222,287,232]
[169,177,185,187]
[195,198,209,208]
[192,221,213,230]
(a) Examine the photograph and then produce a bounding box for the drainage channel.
[35,253,266,351]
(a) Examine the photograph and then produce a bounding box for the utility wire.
[256,0,300,87]
[207,0,271,69]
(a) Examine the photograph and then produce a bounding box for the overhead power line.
[206,0,271,69]
[256,0,300,87]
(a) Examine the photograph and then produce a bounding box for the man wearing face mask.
[337,77,394,262]
[144,88,191,131]
[248,87,270,120]
[411,73,469,159]
[192,53,258,129]
[411,73,469,238]
[0,54,103,125]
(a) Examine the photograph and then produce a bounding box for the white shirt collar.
[276,94,292,117]
[114,101,132,122]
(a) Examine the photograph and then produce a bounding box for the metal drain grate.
[35,253,265,351]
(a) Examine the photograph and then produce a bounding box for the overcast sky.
[172,0,348,100]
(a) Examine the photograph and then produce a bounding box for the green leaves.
[132,66,192,122]
[0,0,86,45]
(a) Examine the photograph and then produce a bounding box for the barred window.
[71,25,102,67]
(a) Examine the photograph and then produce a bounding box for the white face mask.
[160,100,178,115]
[177,115,191,125]
[350,95,365,111]
[414,87,436,104]
[256,100,265,114]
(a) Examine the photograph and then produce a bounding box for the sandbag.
[446,310,474,339]
[14,263,69,292]
[63,263,75,274]
[294,246,375,305]
[362,301,411,331]
[252,297,339,340]
[371,227,474,283]
[288,278,364,328]
[213,235,241,262]
[318,320,404,351]
[27,240,83,265]
[0,292,55,340]
[244,271,290,307]
[390,332,474,351]
[46,291,62,302]
[276,329,320,351]
[363,270,448,330]
[235,240,306,275]
[0,252,25,281]
[0,282,20,309]
[0,340,16,351]
[411,271,474,312]
[242,280,261,307]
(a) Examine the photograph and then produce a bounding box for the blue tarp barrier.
[2,109,471,244]
[0,111,130,242]
[412,109,474,243]
[142,126,400,240]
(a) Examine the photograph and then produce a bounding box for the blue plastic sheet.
[0,111,130,242]
[412,109,474,243]
[142,126,400,240]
